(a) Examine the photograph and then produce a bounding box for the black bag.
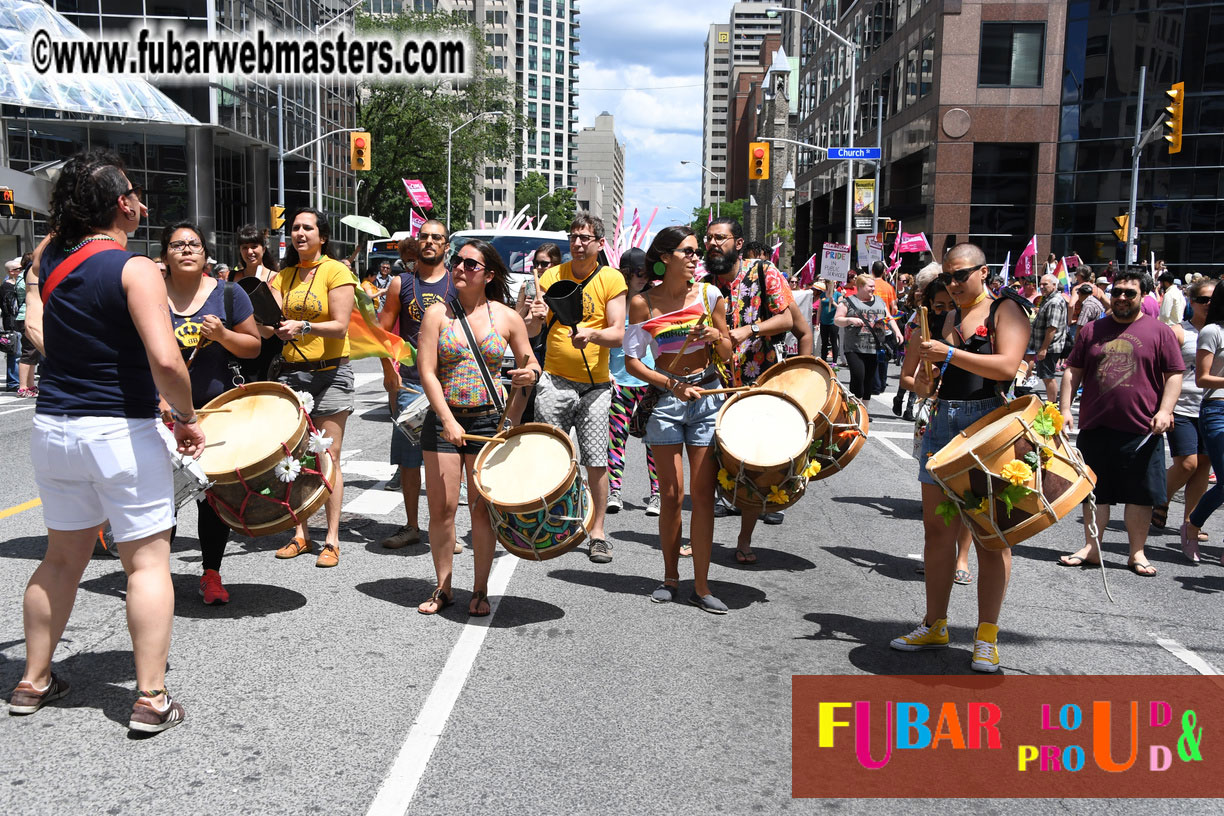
[628,386,661,439]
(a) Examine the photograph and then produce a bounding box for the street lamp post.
[768,6,859,249]
[680,160,724,218]
[447,111,504,231]
[536,190,550,224]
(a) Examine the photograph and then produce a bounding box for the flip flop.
[1128,561,1158,577]
[417,587,453,615]
[1058,554,1100,567]
[953,569,973,585]
[679,543,693,558]
[734,548,757,565]
[469,590,491,617]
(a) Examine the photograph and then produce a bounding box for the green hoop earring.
[653,261,666,278]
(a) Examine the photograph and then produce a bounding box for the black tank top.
[940,293,1031,401]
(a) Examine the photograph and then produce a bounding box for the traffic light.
[271,205,285,231]
[350,131,372,171]
[748,141,770,180]
[1113,213,1129,243]
[1164,82,1184,155]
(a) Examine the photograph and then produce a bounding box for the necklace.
[67,234,118,254]
[963,289,989,308]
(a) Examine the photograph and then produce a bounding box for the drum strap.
[450,298,505,414]
[41,242,123,305]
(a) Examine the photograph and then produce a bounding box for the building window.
[979,23,1045,88]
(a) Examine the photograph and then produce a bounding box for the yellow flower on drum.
[767,484,790,505]
[801,460,822,479]
[717,468,736,492]
[1000,460,1034,486]
[970,496,989,515]
[1039,402,1065,435]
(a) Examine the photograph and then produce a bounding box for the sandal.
[953,569,973,585]
[1151,504,1169,529]
[469,590,491,617]
[1128,560,1158,577]
[734,547,757,565]
[679,543,693,558]
[417,587,453,615]
[1058,554,1101,567]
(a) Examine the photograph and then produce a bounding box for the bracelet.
[169,407,198,425]
[944,348,955,366]
[532,368,541,384]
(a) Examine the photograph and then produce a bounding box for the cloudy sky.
[575,1,737,230]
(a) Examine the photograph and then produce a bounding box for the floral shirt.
[713,258,795,386]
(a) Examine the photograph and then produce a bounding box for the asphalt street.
[2,359,1223,814]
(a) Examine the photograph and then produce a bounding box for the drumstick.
[195,408,231,415]
[917,306,935,384]
[203,440,227,448]
[696,386,753,395]
[462,433,506,445]
[667,313,708,371]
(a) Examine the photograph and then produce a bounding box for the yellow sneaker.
[971,622,1000,672]
[889,618,949,651]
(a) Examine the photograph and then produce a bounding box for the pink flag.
[402,179,433,209]
[797,253,818,288]
[896,232,932,254]
[707,209,713,226]
[887,221,902,273]
[1015,235,1038,279]
[770,242,782,265]
[409,210,426,238]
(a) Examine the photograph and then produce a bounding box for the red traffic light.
[355,137,366,149]
[753,147,765,158]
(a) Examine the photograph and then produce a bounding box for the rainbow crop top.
[623,283,722,360]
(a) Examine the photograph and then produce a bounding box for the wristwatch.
[300,320,312,336]
[751,322,760,336]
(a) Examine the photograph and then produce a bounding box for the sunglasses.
[627,268,649,278]
[124,185,144,202]
[418,232,447,243]
[938,265,983,285]
[1193,296,1213,305]
[532,259,552,269]
[451,256,485,273]
[1112,288,1140,300]
[705,234,734,244]
[672,247,699,259]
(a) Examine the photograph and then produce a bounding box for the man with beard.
[704,218,796,557]
[377,221,456,550]
[1058,268,1183,576]
[526,213,627,564]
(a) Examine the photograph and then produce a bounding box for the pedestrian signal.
[748,141,770,180]
[1113,213,1129,243]
[1164,82,1184,155]
[350,131,372,171]
[271,205,285,231]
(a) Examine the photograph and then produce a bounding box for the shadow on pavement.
[547,568,767,610]
[355,577,564,627]
[830,494,922,521]
[74,571,308,619]
[0,648,143,727]
[821,545,923,581]
[714,543,817,572]
[799,612,1036,676]
[1173,574,1224,594]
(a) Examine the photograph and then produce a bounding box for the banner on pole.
[853,179,874,230]
[820,242,851,284]
[856,234,884,268]
[402,179,433,209]
[409,210,426,238]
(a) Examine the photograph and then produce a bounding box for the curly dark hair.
[455,238,511,304]
[236,224,278,272]
[644,225,696,280]
[48,149,132,248]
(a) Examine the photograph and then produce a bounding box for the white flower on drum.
[274,456,302,483]
[307,430,333,454]
[293,390,315,414]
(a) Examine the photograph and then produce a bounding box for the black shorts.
[1033,355,1059,380]
[1077,426,1166,506]
[421,407,499,456]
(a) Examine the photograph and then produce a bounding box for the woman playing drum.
[893,242,1031,672]
[415,240,539,617]
[266,208,355,568]
[161,222,261,604]
[624,226,733,613]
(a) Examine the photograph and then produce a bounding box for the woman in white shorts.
[9,150,203,734]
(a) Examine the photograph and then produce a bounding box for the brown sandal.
[418,587,453,615]
[469,590,491,617]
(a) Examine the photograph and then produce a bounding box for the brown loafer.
[275,537,313,559]
[315,543,339,568]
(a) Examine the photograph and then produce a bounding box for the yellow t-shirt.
[539,262,627,383]
[274,258,357,363]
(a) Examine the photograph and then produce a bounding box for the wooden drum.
[808,384,871,481]
[714,390,814,512]
[473,423,593,561]
[757,355,841,438]
[926,395,1096,550]
[196,382,335,537]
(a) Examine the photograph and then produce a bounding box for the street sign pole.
[872,95,882,239]
[1125,66,1145,269]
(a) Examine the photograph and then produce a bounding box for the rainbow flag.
[348,285,416,364]
[1054,257,1069,293]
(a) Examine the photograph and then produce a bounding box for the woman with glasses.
[606,248,662,519]
[161,222,261,604]
[267,208,356,569]
[892,243,1031,673]
[12,149,204,733]
[624,226,733,613]
[415,240,539,617]
[834,273,903,400]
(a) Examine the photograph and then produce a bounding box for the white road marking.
[343,459,398,480]
[366,554,520,816]
[870,430,913,439]
[1150,634,1222,675]
[906,553,923,560]
[354,372,383,389]
[0,404,36,417]
[342,488,403,516]
[874,435,912,460]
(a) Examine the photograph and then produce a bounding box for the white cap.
[4,257,20,271]
[1096,277,1108,284]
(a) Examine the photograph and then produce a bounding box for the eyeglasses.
[672,247,699,259]
[167,239,203,253]
[1193,296,1213,305]
[938,265,983,285]
[451,256,485,273]
[532,259,552,269]
[705,234,734,244]
[1112,288,1140,300]
[568,233,598,245]
[124,185,144,202]
[418,232,447,243]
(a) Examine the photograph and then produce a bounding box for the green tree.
[689,198,747,235]
[514,172,576,230]
[354,11,519,232]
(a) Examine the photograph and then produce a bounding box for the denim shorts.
[644,368,724,448]
[1168,412,1206,458]
[389,381,425,469]
[917,397,1005,485]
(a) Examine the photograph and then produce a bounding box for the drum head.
[930,410,1017,467]
[478,430,573,505]
[757,356,836,423]
[719,393,808,467]
[197,386,304,477]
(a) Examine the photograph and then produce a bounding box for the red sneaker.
[199,570,229,605]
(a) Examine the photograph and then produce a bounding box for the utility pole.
[1125,66,1145,268]
[872,95,882,239]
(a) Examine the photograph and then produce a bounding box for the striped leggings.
[608,381,659,496]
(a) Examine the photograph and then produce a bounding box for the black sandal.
[418,587,453,615]
[1151,504,1169,529]
[469,590,491,617]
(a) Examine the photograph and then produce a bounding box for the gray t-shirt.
[1197,322,1224,403]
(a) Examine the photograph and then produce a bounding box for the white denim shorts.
[31,414,175,542]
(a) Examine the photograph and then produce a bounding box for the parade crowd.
[5,149,1218,734]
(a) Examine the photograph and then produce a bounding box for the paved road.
[2,362,1223,814]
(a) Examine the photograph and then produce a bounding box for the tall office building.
[575,112,626,223]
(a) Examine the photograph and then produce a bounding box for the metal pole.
[446,135,453,231]
[872,94,882,238]
[845,44,855,250]
[277,83,285,222]
[315,81,323,213]
[1126,65,1146,267]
